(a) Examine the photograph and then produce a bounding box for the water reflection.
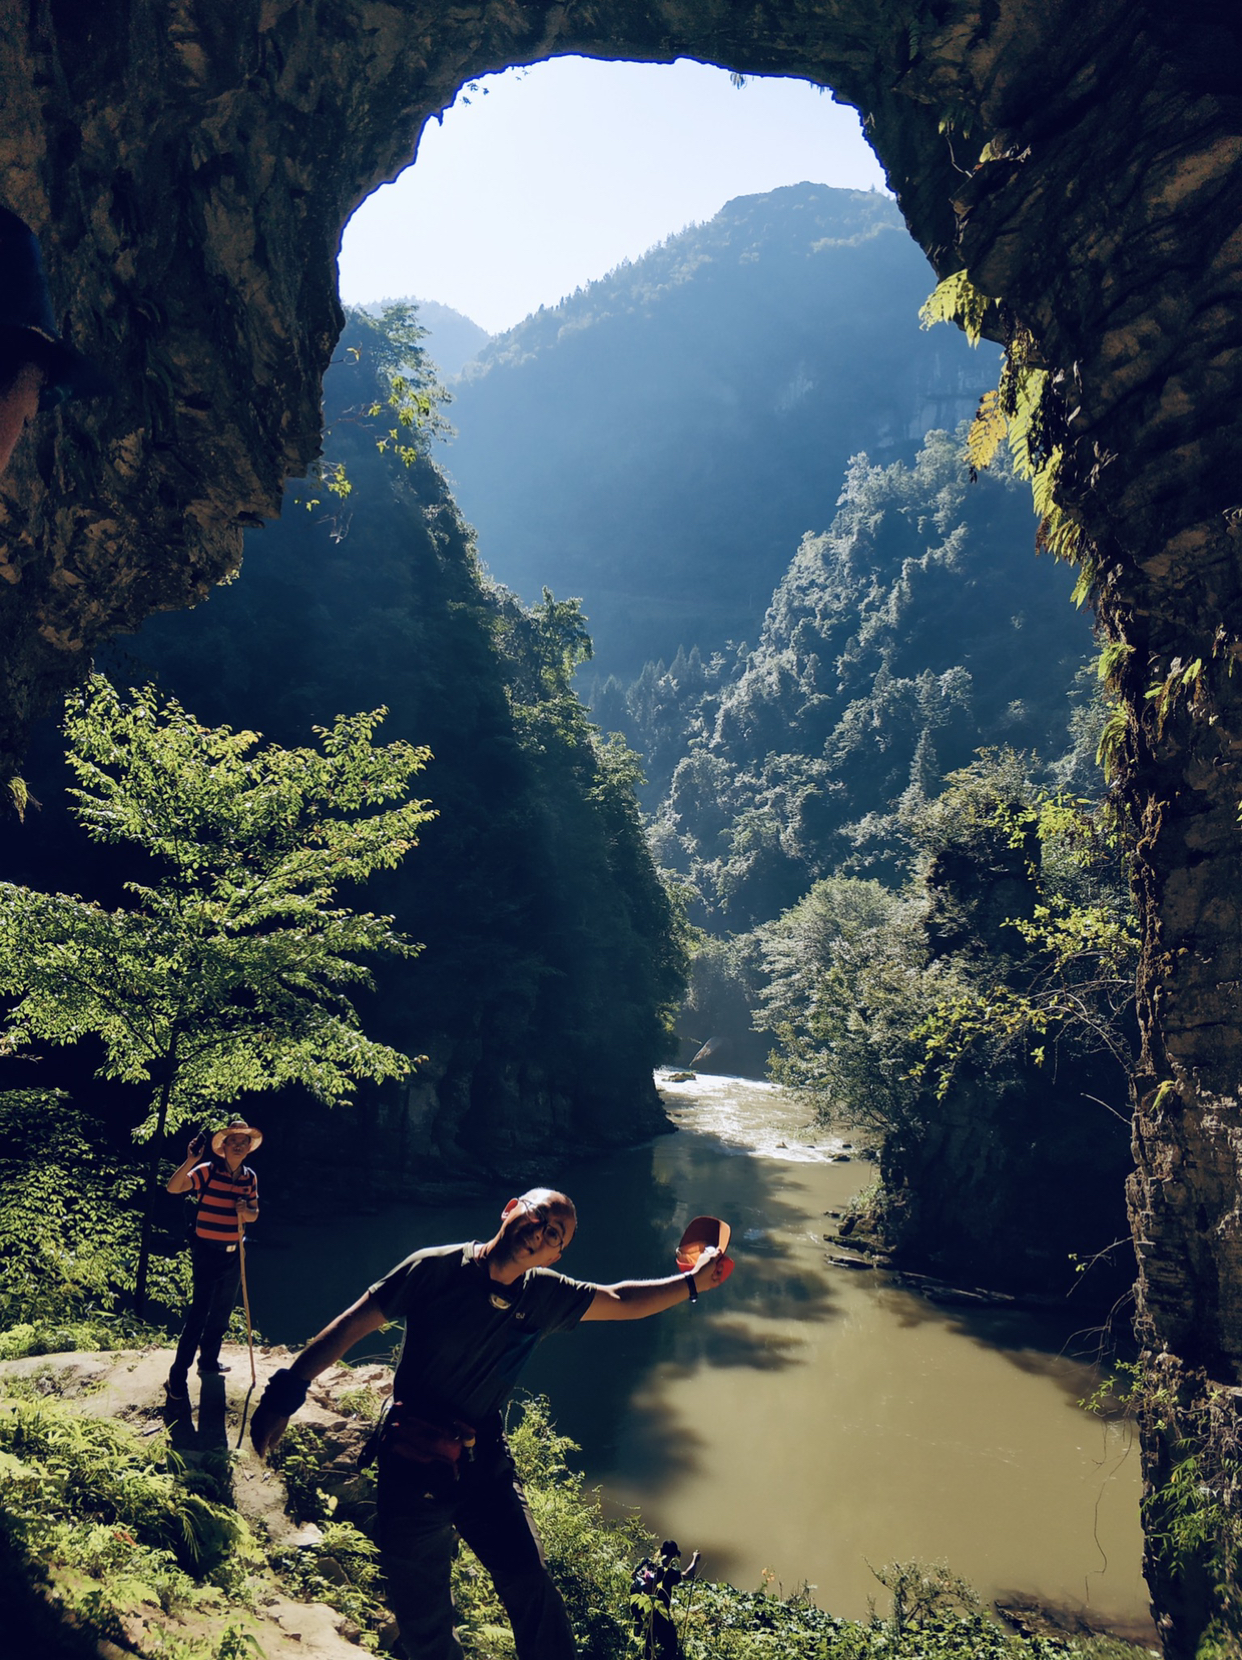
[247,1073,1151,1638]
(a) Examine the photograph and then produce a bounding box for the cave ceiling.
[0,1,1236,766]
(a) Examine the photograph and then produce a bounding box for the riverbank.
[0,1342,1157,1660]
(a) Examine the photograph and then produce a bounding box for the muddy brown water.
[247,1072,1152,1638]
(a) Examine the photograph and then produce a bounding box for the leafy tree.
[760,874,931,1144]
[0,676,433,1306]
[341,302,454,463]
[630,428,1091,927]
[492,585,594,723]
[305,301,453,504]
[905,782,1138,1102]
[762,753,1137,1129]
[6,307,691,1190]
[758,753,1136,1292]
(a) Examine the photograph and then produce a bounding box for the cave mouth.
[335,55,887,340]
[331,52,953,692]
[4,7,1237,1644]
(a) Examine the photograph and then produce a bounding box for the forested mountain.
[0,312,684,1194]
[444,184,1001,678]
[584,423,1121,1298]
[597,430,1094,927]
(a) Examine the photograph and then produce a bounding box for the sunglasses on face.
[518,1201,570,1252]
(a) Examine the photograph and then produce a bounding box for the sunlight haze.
[338,56,889,334]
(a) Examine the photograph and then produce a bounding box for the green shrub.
[0,1386,1152,1660]
[268,1420,378,1526]
[0,1394,253,1580]
[0,1089,191,1330]
[506,1395,648,1655]
[269,1518,385,1644]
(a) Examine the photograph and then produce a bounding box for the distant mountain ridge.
[443,184,1002,678]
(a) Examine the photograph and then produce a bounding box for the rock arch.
[1,2,1240,1648]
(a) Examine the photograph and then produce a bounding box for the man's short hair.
[519,1187,577,1226]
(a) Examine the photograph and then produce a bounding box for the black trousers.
[376,1439,576,1660]
[170,1240,240,1381]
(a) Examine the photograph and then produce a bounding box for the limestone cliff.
[2,3,1242,1648]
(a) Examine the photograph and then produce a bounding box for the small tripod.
[630,1539,700,1660]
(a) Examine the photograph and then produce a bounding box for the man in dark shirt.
[165,1119,261,1401]
[251,1186,731,1660]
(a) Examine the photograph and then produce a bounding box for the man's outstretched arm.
[251,1291,388,1455]
[582,1247,729,1322]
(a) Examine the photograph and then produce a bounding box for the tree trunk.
[133,1067,176,1316]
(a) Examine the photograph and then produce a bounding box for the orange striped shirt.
[187,1160,258,1244]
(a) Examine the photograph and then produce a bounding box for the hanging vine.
[920,271,1147,783]
[920,270,1089,598]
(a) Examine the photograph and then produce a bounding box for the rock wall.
[2,2,1241,1648]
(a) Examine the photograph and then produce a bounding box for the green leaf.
[0,676,436,1126]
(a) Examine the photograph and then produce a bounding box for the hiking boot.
[196,1360,230,1376]
[165,1373,190,1402]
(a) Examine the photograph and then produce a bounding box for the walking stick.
[238,1221,256,1387]
[235,1216,258,1449]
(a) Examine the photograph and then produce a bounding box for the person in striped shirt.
[164,1119,261,1402]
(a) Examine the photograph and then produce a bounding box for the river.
[246,1072,1152,1639]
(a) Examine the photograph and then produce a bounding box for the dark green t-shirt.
[368,1242,598,1425]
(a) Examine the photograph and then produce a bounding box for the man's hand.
[167,1137,207,1194]
[691,1245,732,1296]
[250,1366,310,1458]
[250,1297,387,1458]
[251,1401,290,1458]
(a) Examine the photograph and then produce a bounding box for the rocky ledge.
[0,1343,394,1659]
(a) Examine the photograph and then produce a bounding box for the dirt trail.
[0,1343,395,1658]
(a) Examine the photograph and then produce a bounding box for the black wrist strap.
[684,1272,697,1305]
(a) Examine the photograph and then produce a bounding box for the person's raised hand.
[691,1245,733,1295]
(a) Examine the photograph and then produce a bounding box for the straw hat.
[211,1119,263,1157]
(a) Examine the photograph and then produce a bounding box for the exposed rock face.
[2,1,1241,1647]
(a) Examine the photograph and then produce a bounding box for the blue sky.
[338,57,889,335]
